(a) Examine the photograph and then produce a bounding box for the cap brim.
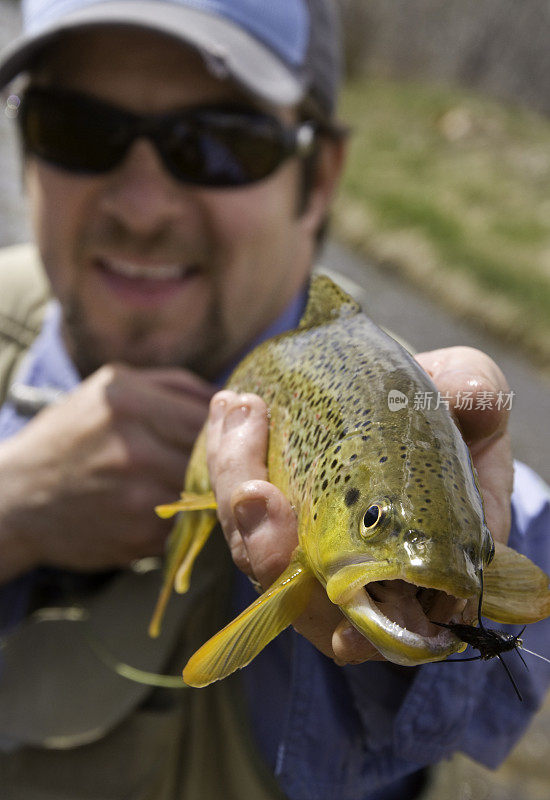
[0,1,305,107]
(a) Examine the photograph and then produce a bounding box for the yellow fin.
[183,552,315,687]
[155,490,217,518]
[299,274,360,329]
[174,511,216,594]
[482,540,550,624]
[149,509,217,638]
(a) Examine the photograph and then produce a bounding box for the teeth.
[103,258,187,280]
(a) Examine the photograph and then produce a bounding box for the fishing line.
[434,568,526,700]
[5,606,190,689]
[518,647,550,666]
[84,627,190,689]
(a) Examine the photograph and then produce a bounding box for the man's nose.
[98,138,188,233]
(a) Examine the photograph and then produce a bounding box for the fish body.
[150,275,550,686]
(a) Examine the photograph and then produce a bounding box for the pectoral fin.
[183,551,315,687]
[149,506,217,638]
[155,490,217,518]
[482,540,550,624]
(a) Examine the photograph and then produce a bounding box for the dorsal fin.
[299,274,361,329]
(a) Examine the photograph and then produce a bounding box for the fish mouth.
[340,579,472,665]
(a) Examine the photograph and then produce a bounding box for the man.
[0,1,548,798]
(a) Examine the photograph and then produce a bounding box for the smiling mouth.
[96,256,200,282]
[340,579,473,666]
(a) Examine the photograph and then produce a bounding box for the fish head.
[301,433,495,666]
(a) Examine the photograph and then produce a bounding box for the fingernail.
[233,498,267,537]
[223,403,251,431]
[210,396,227,421]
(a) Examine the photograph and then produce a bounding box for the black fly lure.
[434,569,550,701]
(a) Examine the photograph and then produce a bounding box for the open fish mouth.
[340,579,473,666]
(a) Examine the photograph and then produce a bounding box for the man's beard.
[61,293,228,380]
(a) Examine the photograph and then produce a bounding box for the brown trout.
[150,275,550,687]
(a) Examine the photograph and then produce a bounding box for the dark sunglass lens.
[163,114,284,187]
[20,90,128,174]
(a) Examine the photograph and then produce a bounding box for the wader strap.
[0,244,50,405]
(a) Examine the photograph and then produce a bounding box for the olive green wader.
[0,244,286,800]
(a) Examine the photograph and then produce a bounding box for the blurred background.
[334,0,550,377]
[1,0,549,796]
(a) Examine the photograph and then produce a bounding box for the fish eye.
[362,504,384,532]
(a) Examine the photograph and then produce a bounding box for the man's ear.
[299,134,348,235]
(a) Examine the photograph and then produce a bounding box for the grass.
[333,77,550,368]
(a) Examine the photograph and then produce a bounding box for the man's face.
[25,28,328,379]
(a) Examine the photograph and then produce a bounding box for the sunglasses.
[16,86,318,188]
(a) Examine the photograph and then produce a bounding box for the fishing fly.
[435,569,550,701]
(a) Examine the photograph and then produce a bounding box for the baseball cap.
[0,0,341,117]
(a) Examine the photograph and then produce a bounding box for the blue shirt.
[1,297,550,800]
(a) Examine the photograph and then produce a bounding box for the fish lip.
[326,559,399,604]
[326,560,477,665]
[326,559,479,605]
[340,583,468,665]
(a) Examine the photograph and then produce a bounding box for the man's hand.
[415,347,513,547]
[0,364,214,582]
[205,347,514,666]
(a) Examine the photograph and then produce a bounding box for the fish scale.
[150,274,550,686]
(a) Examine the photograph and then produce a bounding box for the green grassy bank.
[333,77,550,370]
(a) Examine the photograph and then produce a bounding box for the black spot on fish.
[344,487,360,507]
[380,456,388,463]
[322,479,328,491]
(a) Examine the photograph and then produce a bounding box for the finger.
[231,480,298,586]
[416,347,513,544]
[205,390,241,468]
[111,423,192,492]
[206,393,268,572]
[468,430,513,545]
[142,367,216,403]
[105,368,212,450]
[332,620,386,665]
[415,346,510,442]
